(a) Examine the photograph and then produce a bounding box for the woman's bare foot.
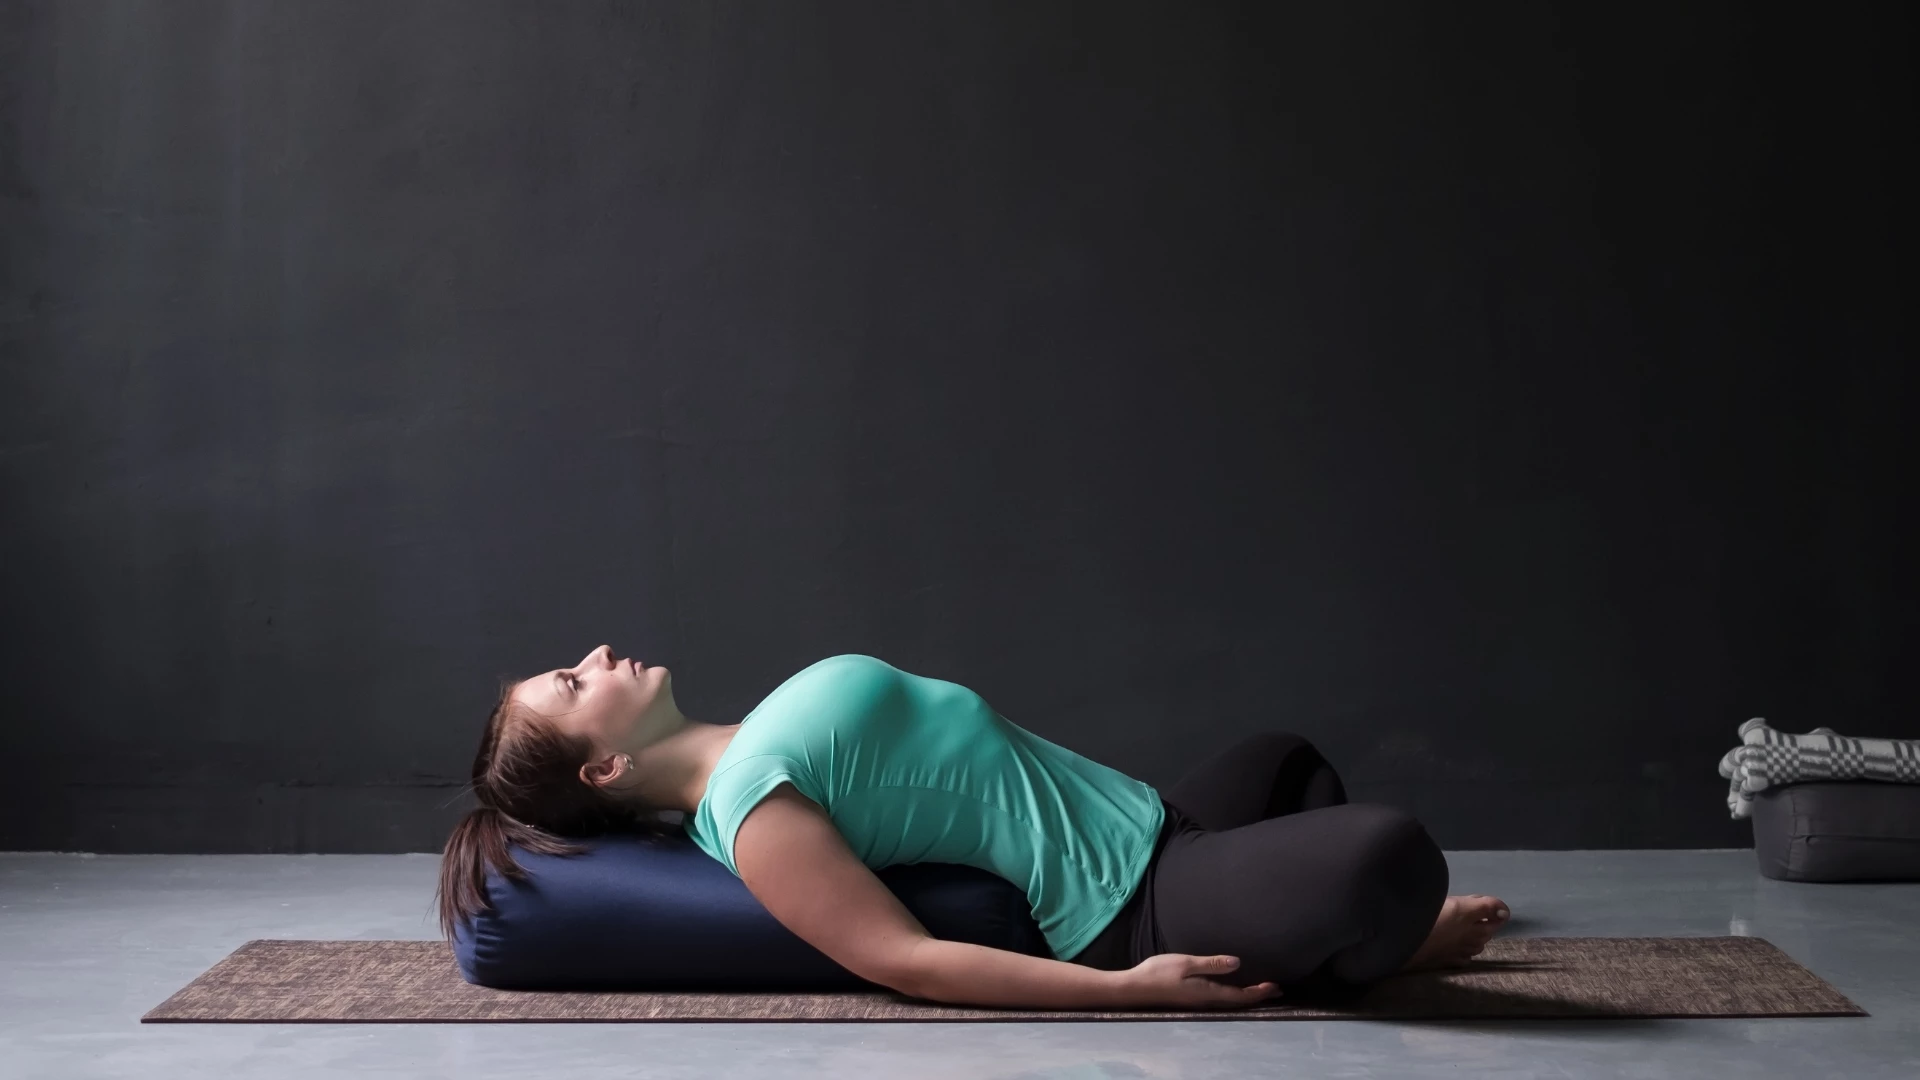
[1400,894,1510,972]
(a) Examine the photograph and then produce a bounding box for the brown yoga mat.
[142,936,1865,1023]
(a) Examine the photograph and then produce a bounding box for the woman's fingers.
[1242,980,1281,1001]
[1208,979,1279,1007]
[1187,954,1241,976]
[1190,966,1280,1007]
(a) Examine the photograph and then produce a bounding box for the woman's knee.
[1339,804,1449,905]
[1167,731,1349,831]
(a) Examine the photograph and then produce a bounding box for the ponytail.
[435,804,587,940]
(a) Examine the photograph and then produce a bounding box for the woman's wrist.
[1097,964,1146,1009]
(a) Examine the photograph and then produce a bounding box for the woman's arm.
[732,784,1278,1010]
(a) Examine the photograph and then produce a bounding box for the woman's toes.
[1455,895,1508,923]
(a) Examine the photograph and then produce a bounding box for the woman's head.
[511,644,685,781]
[432,644,680,939]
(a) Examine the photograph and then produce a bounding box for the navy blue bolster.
[452,831,1049,990]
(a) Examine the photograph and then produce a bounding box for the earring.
[621,753,634,773]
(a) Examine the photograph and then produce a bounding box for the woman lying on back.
[437,648,1509,1009]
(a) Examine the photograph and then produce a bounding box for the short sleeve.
[695,754,811,876]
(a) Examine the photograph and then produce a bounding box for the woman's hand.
[1119,954,1282,1010]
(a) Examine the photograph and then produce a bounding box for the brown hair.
[434,677,668,940]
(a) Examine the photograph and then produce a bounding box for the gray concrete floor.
[1,850,1915,1079]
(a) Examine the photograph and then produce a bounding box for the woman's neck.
[616,719,740,815]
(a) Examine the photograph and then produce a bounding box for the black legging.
[1072,732,1449,993]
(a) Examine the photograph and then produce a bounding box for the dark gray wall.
[3,1,1913,852]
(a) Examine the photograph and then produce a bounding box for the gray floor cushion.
[1752,781,1920,882]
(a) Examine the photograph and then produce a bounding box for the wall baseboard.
[0,783,472,854]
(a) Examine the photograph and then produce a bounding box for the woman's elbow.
[862,940,940,999]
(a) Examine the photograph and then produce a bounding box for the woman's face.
[512,644,676,752]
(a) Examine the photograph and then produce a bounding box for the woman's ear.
[578,752,625,790]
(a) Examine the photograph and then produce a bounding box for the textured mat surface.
[142,936,1866,1022]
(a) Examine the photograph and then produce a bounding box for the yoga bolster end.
[452,832,1050,990]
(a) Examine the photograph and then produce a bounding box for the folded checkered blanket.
[1719,718,1920,819]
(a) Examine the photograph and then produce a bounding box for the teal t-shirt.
[683,654,1166,960]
